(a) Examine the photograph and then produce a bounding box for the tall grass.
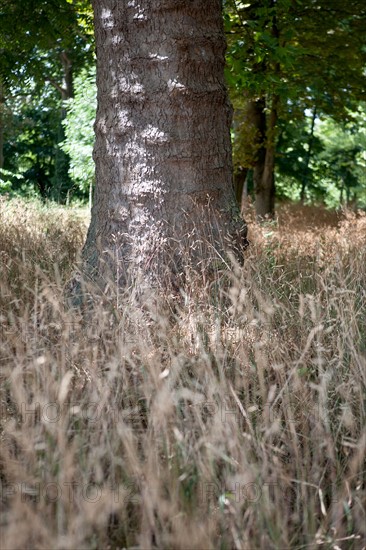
[0,198,365,549]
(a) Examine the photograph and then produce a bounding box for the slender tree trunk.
[243,170,251,200]
[339,182,344,205]
[350,192,357,211]
[0,113,4,170]
[81,0,246,291]
[60,51,74,101]
[233,167,248,208]
[252,1,280,220]
[345,182,351,206]
[300,105,317,202]
[254,96,278,220]
[52,52,74,202]
[0,82,5,170]
[253,0,279,220]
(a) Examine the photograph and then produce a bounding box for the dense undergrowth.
[0,198,365,549]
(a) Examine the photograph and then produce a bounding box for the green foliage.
[225,0,366,209]
[61,67,96,196]
[276,103,366,207]
[316,107,366,208]
[0,167,25,194]
[2,83,61,198]
[0,0,364,210]
[0,0,93,89]
[276,108,323,201]
[0,0,94,202]
[225,0,300,99]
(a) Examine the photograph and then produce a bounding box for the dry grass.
[0,197,365,550]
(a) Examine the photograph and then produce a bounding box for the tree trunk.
[300,105,317,202]
[50,52,74,202]
[0,110,4,170]
[253,2,279,220]
[345,181,351,206]
[60,51,74,101]
[0,82,4,170]
[233,167,248,208]
[339,182,344,205]
[253,96,277,220]
[254,157,275,219]
[82,0,246,291]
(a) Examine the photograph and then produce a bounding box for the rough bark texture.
[82,0,246,290]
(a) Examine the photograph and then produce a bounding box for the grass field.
[0,197,365,550]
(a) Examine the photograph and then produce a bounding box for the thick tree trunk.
[82,0,246,291]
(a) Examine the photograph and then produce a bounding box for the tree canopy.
[0,0,365,212]
[225,0,366,214]
[0,0,94,200]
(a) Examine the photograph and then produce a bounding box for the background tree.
[276,107,324,203]
[314,110,366,207]
[275,103,366,208]
[0,0,94,200]
[81,0,246,292]
[1,0,364,215]
[2,84,60,198]
[225,0,366,217]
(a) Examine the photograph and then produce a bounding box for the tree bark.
[81,0,247,291]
